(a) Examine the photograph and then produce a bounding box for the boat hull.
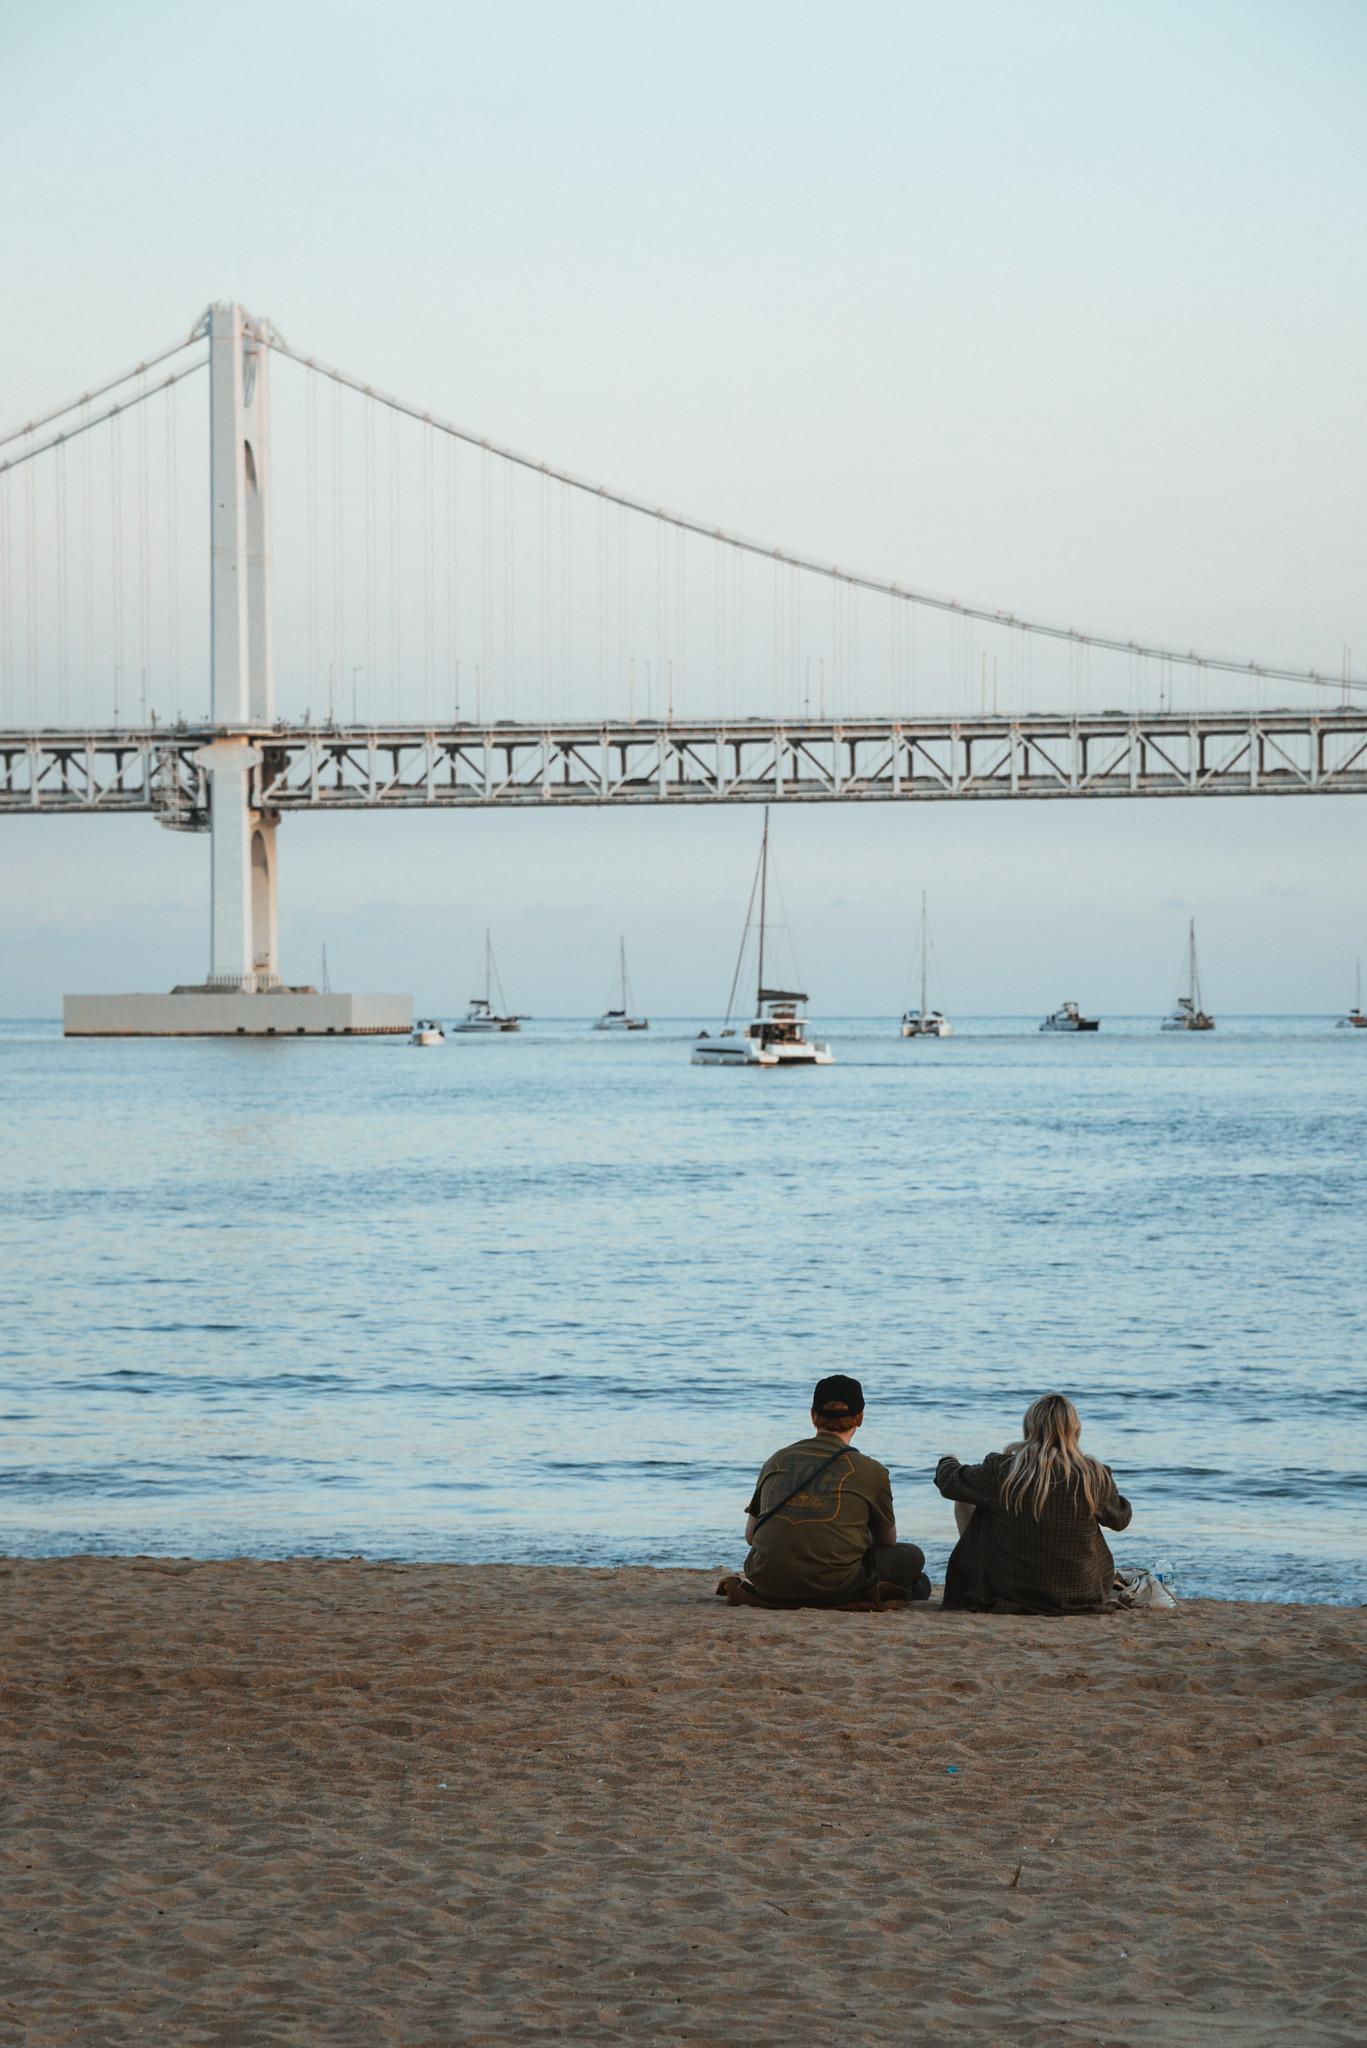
[692,1038,833,1068]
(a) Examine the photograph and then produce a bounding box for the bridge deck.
[2,711,1365,821]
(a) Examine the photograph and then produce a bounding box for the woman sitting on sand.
[934,1393,1131,1614]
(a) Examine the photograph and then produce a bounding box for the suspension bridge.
[2,303,1362,1033]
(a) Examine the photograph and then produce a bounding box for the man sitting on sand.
[742,1375,931,1606]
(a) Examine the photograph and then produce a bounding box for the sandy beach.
[1,1560,1362,2046]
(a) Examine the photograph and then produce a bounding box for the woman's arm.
[1097,1469,1133,1532]
[934,1455,997,1506]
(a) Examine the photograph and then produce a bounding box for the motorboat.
[1040,1001,1099,1033]
[410,1018,446,1047]
[692,809,833,1068]
[1336,958,1366,1028]
[450,931,525,1034]
[1161,920,1215,1031]
[901,891,952,1038]
[594,938,649,1031]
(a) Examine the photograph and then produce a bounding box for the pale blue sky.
[3,0,1365,1014]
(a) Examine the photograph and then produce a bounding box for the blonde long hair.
[1000,1394,1108,1520]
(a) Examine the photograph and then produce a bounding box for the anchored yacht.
[594,938,649,1031]
[1337,958,1366,1029]
[901,891,952,1038]
[692,810,833,1068]
[451,932,524,1034]
[1161,920,1215,1031]
[1040,1001,1099,1033]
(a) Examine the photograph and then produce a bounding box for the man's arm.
[869,1463,897,1548]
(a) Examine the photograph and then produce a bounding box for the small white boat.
[1161,920,1215,1031]
[692,809,833,1069]
[1040,1000,1099,1033]
[450,932,525,1034]
[410,1018,446,1048]
[1336,957,1366,1029]
[594,938,649,1031]
[901,891,952,1038]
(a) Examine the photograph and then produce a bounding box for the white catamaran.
[1161,919,1215,1031]
[901,892,952,1038]
[692,809,833,1068]
[451,931,525,1034]
[594,938,649,1031]
[1337,958,1366,1029]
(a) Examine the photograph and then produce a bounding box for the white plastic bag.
[1114,1567,1178,1610]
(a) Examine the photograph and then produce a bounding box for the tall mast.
[485,928,492,1007]
[920,890,929,1016]
[1189,919,1202,1013]
[756,807,769,1008]
[620,935,627,1011]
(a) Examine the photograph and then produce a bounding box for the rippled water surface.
[1,1017,1362,1601]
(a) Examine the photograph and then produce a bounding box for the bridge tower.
[62,302,411,1037]
[198,301,278,990]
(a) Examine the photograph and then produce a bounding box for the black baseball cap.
[812,1374,865,1419]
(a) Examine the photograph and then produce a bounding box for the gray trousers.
[870,1541,932,1600]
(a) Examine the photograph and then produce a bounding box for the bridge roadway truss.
[3,709,1366,825]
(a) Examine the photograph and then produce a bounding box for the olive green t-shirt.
[744,1434,895,1602]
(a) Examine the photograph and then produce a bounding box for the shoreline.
[3,1559,1363,2044]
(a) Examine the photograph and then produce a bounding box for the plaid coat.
[935,1451,1132,1614]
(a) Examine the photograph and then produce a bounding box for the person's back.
[744,1375,930,1606]
[936,1392,1131,1614]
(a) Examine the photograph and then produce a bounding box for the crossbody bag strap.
[750,1444,851,1534]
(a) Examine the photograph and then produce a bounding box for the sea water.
[0,1017,1362,1602]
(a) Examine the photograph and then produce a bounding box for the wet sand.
[2,1559,1363,2045]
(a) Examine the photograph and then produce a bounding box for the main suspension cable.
[267,334,1366,696]
[0,358,208,478]
[0,326,205,450]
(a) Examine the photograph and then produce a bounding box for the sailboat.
[1337,957,1366,1028]
[1161,919,1215,1031]
[450,931,525,1034]
[691,809,833,1067]
[594,939,649,1031]
[901,892,952,1038]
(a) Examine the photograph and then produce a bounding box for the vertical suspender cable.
[82,407,93,725]
[137,384,151,722]
[166,388,180,718]
[654,521,665,724]
[617,502,626,718]
[480,447,491,723]
[735,549,744,721]
[423,427,433,723]
[364,401,375,721]
[389,410,400,719]
[596,493,606,714]
[457,436,467,716]
[539,470,548,722]
[24,458,37,725]
[332,381,343,724]
[55,443,68,723]
[560,482,570,720]
[503,460,514,719]
[306,371,318,707]
[110,411,122,722]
